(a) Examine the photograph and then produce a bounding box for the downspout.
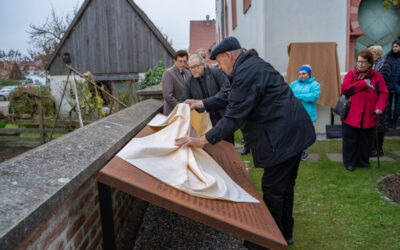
[221,0,225,39]
[260,1,267,60]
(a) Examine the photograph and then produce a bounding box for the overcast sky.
[0,0,215,55]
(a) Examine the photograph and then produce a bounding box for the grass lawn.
[4,124,64,138]
[235,131,400,249]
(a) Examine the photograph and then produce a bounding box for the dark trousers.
[342,122,374,167]
[244,153,301,250]
[388,93,399,127]
[262,153,301,240]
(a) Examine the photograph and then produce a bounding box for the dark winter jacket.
[180,67,230,125]
[203,51,316,168]
[383,53,400,93]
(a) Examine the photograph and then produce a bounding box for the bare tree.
[0,49,29,63]
[27,3,79,64]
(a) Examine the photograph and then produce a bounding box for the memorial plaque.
[98,126,287,249]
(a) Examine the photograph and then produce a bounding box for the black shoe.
[345,165,354,171]
[241,147,250,155]
[379,149,384,157]
[286,237,294,245]
[370,149,378,157]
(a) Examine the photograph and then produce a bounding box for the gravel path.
[133,204,247,250]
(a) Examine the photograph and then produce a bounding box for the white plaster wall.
[215,0,348,134]
[315,104,342,134]
[265,0,348,73]
[313,72,346,134]
[48,75,85,115]
[227,0,266,57]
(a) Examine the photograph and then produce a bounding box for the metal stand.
[70,73,84,128]
[98,182,116,250]
[49,63,128,140]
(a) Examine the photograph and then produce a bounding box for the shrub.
[137,60,166,90]
[8,86,56,117]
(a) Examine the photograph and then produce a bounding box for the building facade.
[215,0,400,133]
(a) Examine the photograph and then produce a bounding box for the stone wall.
[0,99,163,249]
[16,174,146,250]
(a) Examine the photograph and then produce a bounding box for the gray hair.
[188,54,205,65]
[229,48,244,57]
[368,45,383,57]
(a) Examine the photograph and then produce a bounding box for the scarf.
[356,69,372,80]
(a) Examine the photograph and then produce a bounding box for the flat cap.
[210,36,241,60]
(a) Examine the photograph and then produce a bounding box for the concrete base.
[325,153,394,162]
[304,153,320,162]
[391,151,400,157]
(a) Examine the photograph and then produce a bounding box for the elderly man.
[196,48,207,59]
[162,50,190,115]
[181,54,233,144]
[175,37,315,248]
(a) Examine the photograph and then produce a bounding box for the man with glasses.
[162,50,190,115]
[181,54,234,144]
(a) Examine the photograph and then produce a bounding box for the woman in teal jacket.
[290,65,320,160]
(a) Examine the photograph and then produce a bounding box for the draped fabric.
[286,42,341,108]
[117,103,258,202]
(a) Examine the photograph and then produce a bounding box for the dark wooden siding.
[48,0,174,76]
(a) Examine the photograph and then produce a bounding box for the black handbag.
[333,96,351,119]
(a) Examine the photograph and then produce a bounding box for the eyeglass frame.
[357,60,369,65]
[188,63,204,70]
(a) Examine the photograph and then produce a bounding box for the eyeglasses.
[357,60,369,65]
[189,63,203,70]
[176,59,187,64]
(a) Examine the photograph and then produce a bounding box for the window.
[232,0,237,29]
[243,0,251,14]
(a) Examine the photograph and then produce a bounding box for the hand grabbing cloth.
[117,103,258,202]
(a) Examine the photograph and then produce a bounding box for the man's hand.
[184,99,204,110]
[175,136,208,147]
[374,109,383,115]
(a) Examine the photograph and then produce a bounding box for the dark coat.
[162,65,191,115]
[203,51,316,168]
[181,67,230,124]
[383,53,400,93]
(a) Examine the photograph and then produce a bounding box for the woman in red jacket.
[341,49,388,171]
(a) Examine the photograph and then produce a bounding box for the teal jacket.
[290,76,320,122]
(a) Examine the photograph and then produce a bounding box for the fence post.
[38,89,44,145]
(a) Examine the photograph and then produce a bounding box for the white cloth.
[117,103,258,202]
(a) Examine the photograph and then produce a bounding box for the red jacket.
[341,69,388,129]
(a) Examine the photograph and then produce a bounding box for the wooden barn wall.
[49,0,174,75]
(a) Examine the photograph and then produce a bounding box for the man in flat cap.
[175,36,316,248]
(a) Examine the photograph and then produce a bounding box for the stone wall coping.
[0,99,163,249]
[136,84,162,96]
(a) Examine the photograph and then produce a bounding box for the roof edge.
[45,0,92,70]
[126,0,175,57]
[46,0,176,71]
